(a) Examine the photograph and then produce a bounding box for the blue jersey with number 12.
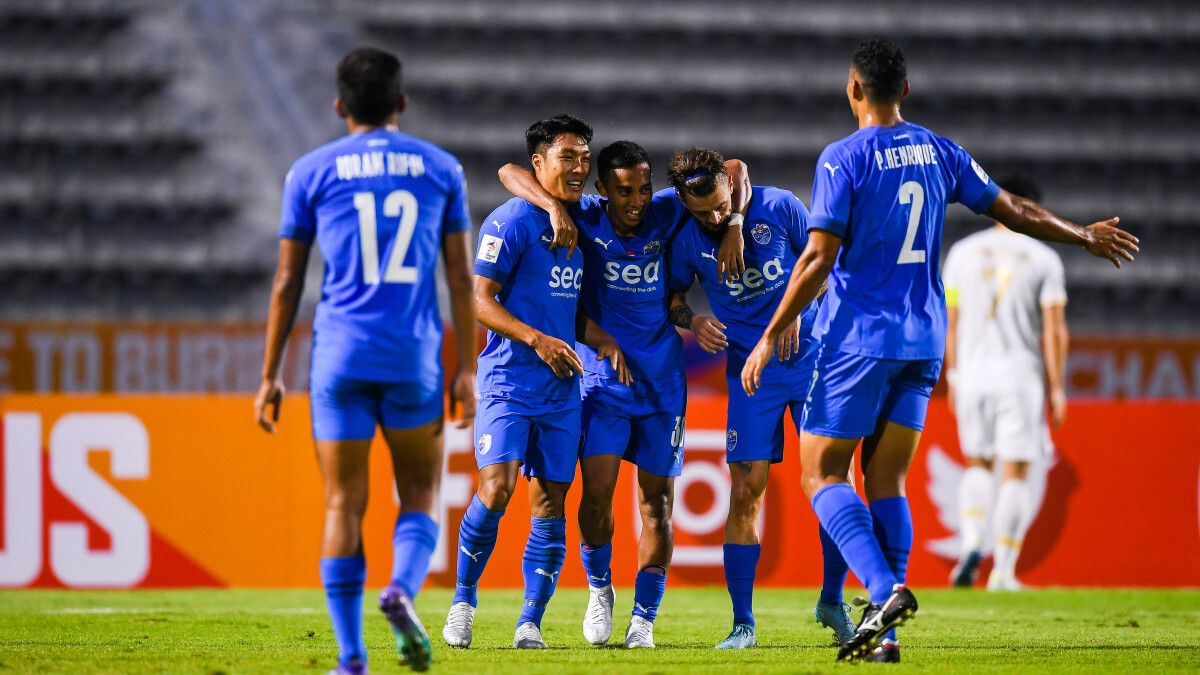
[279,128,471,387]
[809,122,1000,360]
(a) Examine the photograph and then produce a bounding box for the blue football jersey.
[670,186,817,379]
[279,128,471,386]
[474,198,585,402]
[809,122,1000,360]
[571,189,689,381]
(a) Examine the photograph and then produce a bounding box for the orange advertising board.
[1,395,1196,590]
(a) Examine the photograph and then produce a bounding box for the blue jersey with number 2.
[279,128,471,387]
[809,122,1000,360]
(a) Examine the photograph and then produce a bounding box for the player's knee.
[478,475,516,510]
[324,490,368,517]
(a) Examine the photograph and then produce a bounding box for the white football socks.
[992,478,1032,582]
[958,466,995,555]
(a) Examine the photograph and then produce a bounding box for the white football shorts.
[954,381,1051,462]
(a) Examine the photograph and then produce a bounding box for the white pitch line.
[46,607,322,615]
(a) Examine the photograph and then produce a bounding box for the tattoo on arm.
[669,304,694,330]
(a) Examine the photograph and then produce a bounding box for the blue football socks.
[871,496,913,641]
[580,542,613,588]
[811,483,898,603]
[723,543,760,626]
[453,495,504,607]
[390,511,438,599]
[319,555,367,667]
[632,568,667,622]
[517,516,567,628]
[818,524,850,605]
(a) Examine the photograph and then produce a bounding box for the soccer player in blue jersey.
[742,38,1138,663]
[443,114,630,651]
[665,147,857,650]
[495,141,750,648]
[254,48,478,674]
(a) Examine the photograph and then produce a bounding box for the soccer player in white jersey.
[741,38,1137,662]
[942,175,1069,591]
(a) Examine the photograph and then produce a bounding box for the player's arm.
[669,291,728,354]
[741,230,841,394]
[443,229,479,429]
[1042,303,1069,428]
[984,191,1138,268]
[575,307,632,386]
[255,238,310,432]
[716,159,751,282]
[497,163,577,258]
[474,275,583,378]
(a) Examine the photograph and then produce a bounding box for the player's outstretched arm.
[741,230,841,395]
[255,238,311,432]
[498,163,577,258]
[985,190,1139,268]
[1042,303,1069,428]
[575,309,632,386]
[474,274,583,378]
[716,159,751,283]
[669,292,728,354]
[443,230,479,429]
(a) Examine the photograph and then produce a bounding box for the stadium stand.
[2,0,1195,333]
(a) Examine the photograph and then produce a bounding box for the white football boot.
[624,615,656,648]
[442,602,475,647]
[514,621,548,649]
[582,584,616,644]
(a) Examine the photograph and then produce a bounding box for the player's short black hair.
[336,47,403,126]
[667,146,727,198]
[852,38,907,103]
[597,140,651,182]
[999,174,1043,203]
[525,114,594,157]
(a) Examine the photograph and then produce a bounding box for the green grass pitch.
[1,588,1197,673]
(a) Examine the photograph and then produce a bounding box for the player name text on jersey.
[875,143,939,171]
[335,151,426,181]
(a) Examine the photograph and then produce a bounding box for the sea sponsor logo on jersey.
[604,260,660,286]
[724,257,786,298]
[643,240,661,255]
[478,234,503,263]
[751,223,772,245]
[549,265,582,291]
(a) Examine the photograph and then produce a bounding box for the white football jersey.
[943,227,1066,392]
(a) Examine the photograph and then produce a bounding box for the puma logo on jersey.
[492,220,505,230]
[824,162,841,177]
[594,237,612,249]
[535,568,560,582]
[700,250,718,263]
[460,546,482,562]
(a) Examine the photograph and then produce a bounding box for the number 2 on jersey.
[354,190,419,284]
[897,181,926,264]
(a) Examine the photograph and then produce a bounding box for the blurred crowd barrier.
[0,393,1196,590]
[2,322,1200,400]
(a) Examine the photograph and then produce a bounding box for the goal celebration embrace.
[253,36,1141,674]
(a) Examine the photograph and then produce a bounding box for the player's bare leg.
[377,418,444,671]
[716,459,769,649]
[578,454,621,644]
[445,459,520,648]
[989,459,1032,591]
[515,476,571,648]
[954,456,994,587]
[624,469,675,648]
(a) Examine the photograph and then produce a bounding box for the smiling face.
[596,163,652,233]
[678,175,733,233]
[531,133,591,203]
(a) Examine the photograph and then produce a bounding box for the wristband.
[728,212,745,227]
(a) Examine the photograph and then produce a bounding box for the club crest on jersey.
[477,434,492,455]
[751,223,771,245]
[726,429,737,452]
[643,240,661,255]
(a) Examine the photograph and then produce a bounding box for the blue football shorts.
[579,371,687,478]
[309,369,443,441]
[724,341,818,464]
[473,394,581,484]
[801,345,943,439]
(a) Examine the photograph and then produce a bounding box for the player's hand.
[532,332,585,378]
[775,318,801,362]
[449,369,477,429]
[1048,387,1067,428]
[717,220,746,283]
[741,337,775,396]
[254,377,285,433]
[1082,218,1138,268]
[595,333,633,386]
[549,203,579,259]
[690,315,728,354]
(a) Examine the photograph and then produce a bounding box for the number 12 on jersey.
[354,189,419,284]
